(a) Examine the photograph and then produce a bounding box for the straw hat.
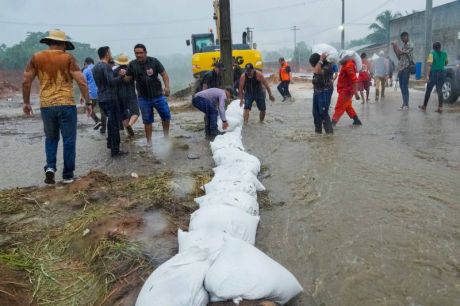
[115,54,130,65]
[40,29,75,50]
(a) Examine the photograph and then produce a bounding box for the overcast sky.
[0,0,454,56]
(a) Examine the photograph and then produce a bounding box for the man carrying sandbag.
[192,87,233,140]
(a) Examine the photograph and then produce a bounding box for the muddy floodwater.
[1,84,460,305]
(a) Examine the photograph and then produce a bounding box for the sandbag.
[212,148,261,172]
[205,171,265,194]
[210,127,244,153]
[178,229,227,262]
[189,205,259,245]
[213,164,265,191]
[225,100,244,118]
[339,50,362,71]
[218,114,243,132]
[135,247,210,306]
[194,191,259,216]
[212,161,260,176]
[312,43,339,63]
[204,237,303,305]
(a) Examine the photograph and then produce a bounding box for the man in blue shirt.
[82,57,107,133]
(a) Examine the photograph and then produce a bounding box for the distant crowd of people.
[22,29,448,184]
[307,31,448,134]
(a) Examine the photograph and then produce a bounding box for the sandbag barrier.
[136,100,303,306]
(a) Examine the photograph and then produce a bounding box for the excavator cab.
[186,33,215,54]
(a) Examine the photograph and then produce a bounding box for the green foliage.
[263,50,284,62]
[293,41,311,66]
[366,10,402,44]
[347,37,371,49]
[0,31,97,70]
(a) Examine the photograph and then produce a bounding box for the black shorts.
[244,91,266,111]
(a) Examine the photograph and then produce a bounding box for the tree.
[293,41,311,67]
[347,37,371,49]
[366,10,402,44]
[263,50,284,62]
[0,32,97,70]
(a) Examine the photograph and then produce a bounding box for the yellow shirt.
[27,50,80,108]
[426,53,433,64]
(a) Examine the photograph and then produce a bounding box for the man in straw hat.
[114,54,139,137]
[22,29,91,184]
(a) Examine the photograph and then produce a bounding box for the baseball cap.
[215,62,225,69]
[245,63,254,70]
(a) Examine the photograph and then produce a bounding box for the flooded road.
[1,84,460,305]
[245,85,460,305]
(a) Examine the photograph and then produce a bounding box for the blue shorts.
[244,91,266,111]
[138,96,171,124]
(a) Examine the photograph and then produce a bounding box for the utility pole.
[291,25,300,71]
[219,0,233,87]
[341,0,345,49]
[424,0,433,72]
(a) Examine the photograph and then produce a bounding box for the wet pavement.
[0,101,214,189]
[1,84,460,305]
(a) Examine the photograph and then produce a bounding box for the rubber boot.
[352,116,362,125]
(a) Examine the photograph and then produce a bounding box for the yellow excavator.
[186,0,263,78]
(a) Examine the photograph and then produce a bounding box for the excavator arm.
[212,0,221,44]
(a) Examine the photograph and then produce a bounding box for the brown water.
[245,86,460,306]
[1,85,460,306]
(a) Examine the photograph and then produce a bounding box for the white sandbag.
[203,178,258,197]
[212,161,260,176]
[207,171,265,192]
[210,127,244,153]
[189,205,259,245]
[194,191,259,216]
[213,163,264,190]
[225,99,244,118]
[204,236,303,305]
[178,229,227,261]
[312,43,339,63]
[218,114,243,132]
[212,148,261,172]
[339,50,362,71]
[135,247,210,306]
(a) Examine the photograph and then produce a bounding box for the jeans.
[398,68,410,106]
[277,81,291,98]
[138,96,171,124]
[312,89,333,133]
[192,96,218,136]
[99,101,121,155]
[423,70,445,108]
[89,99,107,129]
[40,106,77,179]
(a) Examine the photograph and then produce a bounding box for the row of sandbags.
[136,100,303,306]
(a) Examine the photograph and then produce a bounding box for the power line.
[0,0,327,28]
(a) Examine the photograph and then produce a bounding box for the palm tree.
[366,10,402,44]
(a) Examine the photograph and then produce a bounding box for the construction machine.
[186,0,263,78]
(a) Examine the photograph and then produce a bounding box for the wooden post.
[219,0,233,87]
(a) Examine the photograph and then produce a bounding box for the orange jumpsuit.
[332,59,358,123]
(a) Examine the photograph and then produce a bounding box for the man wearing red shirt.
[332,56,362,126]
